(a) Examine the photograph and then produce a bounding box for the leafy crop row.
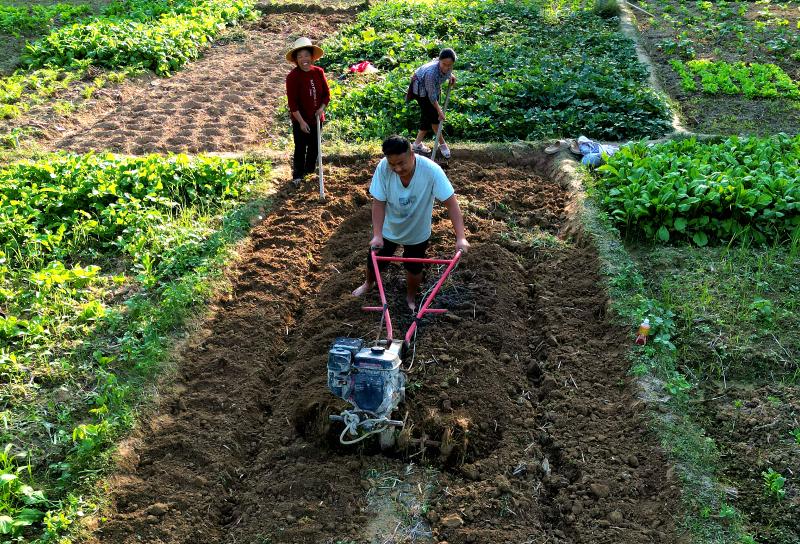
[670,59,800,99]
[0,0,253,127]
[0,153,265,541]
[0,67,84,119]
[0,1,90,36]
[594,135,800,245]
[318,0,672,142]
[102,0,209,22]
[24,0,253,75]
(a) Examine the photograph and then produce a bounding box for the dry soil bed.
[49,9,351,154]
[91,152,680,544]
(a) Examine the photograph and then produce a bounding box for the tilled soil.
[92,155,680,544]
[52,10,350,155]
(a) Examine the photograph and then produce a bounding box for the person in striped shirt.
[408,48,457,159]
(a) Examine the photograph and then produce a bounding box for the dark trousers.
[292,120,320,179]
[367,239,430,277]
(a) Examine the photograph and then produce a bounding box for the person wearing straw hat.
[407,48,457,159]
[285,37,330,185]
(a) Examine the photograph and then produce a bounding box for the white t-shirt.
[369,155,455,245]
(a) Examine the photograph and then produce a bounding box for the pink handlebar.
[368,249,462,342]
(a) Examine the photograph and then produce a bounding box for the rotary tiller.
[327,249,462,448]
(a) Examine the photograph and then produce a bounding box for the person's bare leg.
[406,271,422,311]
[428,123,447,146]
[352,267,376,297]
[352,281,372,297]
[414,129,428,147]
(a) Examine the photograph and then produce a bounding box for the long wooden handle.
[317,115,325,199]
[431,82,453,161]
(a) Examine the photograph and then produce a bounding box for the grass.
[361,462,436,543]
[635,241,800,385]
[579,169,757,543]
[585,154,800,541]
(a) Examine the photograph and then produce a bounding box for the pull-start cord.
[339,409,394,445]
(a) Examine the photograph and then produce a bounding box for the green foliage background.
[0,153,267,542]
[318,0,673,142]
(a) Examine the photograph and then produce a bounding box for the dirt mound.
[53,12,350,155]
[92,155,679,544]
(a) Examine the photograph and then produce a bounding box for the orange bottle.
[635,318,650,345]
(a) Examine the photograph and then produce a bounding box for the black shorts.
[414,95,439,132]
[368,238,429,276]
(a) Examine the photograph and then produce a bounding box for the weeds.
[581,187,752,542]
[761,468,786,500]
[0,443,48,538]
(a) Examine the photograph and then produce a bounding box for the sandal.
[544,139,568,154]
[412,142,431,154]
[439,143,451,159]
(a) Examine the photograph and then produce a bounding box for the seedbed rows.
[0,0,257,146]
[88,154,679,544]
[628,0,800,134]
[0,7,353,156]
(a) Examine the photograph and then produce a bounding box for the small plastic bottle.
[635,318,650,345]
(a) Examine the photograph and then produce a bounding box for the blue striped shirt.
[411,59,452,103]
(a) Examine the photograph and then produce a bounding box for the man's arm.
[370,199,386,248]
[443,195,469,253]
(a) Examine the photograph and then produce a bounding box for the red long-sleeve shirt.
[286,65,330,124]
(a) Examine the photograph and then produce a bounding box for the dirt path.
[52,10,350,155]
[91,153,680,544]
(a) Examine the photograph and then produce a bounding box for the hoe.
[327,249,462,449]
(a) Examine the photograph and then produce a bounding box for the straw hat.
[285,37,324,64]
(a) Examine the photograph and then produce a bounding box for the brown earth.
[693,383,800,544]
[90,153,680,544]
[50,9,352,155]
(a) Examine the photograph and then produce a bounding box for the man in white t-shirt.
[352,135,470,311]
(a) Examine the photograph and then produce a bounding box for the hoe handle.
[317,114,325,200]
[431,82,453,161]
